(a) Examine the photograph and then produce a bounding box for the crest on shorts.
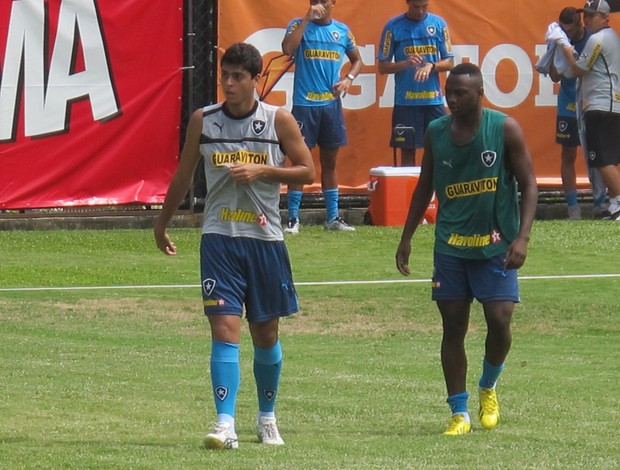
[427,26,436,36]
[252,119,266,136]
[559,120,568,132]
[481,150,497,168]
[203,278,216,296]
[394,123,415,140]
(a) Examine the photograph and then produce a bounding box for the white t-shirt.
[576,27,620,114]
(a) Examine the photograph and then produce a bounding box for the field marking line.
[1,273,619,292]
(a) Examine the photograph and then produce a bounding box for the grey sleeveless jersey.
[576,27,620,114]
[199,101,285,240]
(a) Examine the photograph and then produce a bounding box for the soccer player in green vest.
[395,62,538,435]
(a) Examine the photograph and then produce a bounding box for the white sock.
[216,414,235,432]
[452,412,471,423]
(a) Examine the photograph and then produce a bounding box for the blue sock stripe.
[210,341,240,417]
[254,341,282,365]
[211,341,239,362]
[446,391,470,414]
[323,188,339,222]
[565,190,578,206]
[479,358,505,389]
[288,190,303,220]
[253,341,283,413]
[593,193,607,207]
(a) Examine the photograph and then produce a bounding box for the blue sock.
[593,193,607,210]
[253,341,283,414]
[210,341,240,419]
[479,358,505,389]
[323,188,339,222]
[287,190,302,221]
[565,190,578,207]
[446,391,470,415]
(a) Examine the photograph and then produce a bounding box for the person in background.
[378,0,454,167]
[282,0,363,234]
[562,0,620,221]
[396,63,538,435]
[548,7,593,219]
[154,43,315,449]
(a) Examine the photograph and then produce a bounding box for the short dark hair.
[450,62,482,80]
[221,43,263,78]
[559,7,580,24]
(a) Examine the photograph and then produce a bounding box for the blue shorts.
[391,104,446,149]
[292,100,347,149]
[431,252,520,304]
[556,115,580,147]
[199,233,299,322]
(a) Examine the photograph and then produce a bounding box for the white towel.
[535,22,574,76]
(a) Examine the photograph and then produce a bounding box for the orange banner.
[217,0,620,191]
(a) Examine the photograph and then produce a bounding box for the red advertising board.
[0,0,183,209]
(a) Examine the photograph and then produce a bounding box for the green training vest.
[429,108,520,259]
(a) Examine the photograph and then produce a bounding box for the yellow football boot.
[479,387,500,430]
[443,414,472,435]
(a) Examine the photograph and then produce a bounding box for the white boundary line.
[1,273,619,292]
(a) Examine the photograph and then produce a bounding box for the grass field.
[0,221,619,469]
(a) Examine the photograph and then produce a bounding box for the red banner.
[0,0,183,209]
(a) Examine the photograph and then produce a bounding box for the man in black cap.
[562,0,620,220]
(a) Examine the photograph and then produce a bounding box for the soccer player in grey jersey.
[155,43,315,449]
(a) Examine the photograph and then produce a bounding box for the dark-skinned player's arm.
[503,116,538,269]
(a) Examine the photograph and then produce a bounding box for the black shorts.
[584,110,620,168]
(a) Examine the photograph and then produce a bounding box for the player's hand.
[406,54,424,69]
[414,61,433,82]
[504,237,528,269]
[154,228,177,256]
[229,163,264,183]
[332,79,350,98]
[395,240,412,276]
[306,4,325,20]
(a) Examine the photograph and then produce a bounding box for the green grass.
[0,221,619,469]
